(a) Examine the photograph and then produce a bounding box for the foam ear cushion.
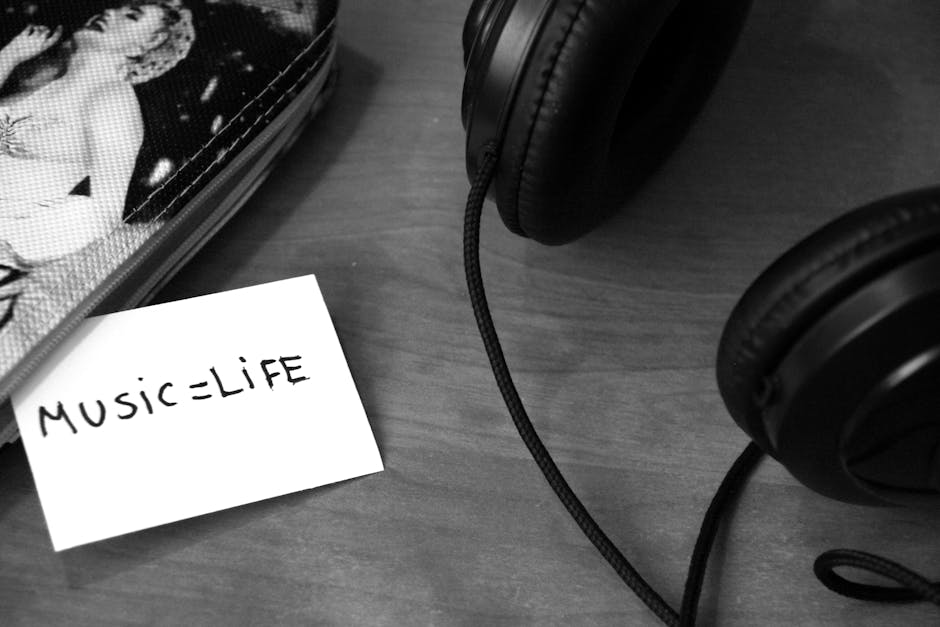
[493,0,752,244]
[716,186,940,443]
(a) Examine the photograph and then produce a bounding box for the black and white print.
[0,0,320,353]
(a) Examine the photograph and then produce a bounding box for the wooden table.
[3,1,940,624]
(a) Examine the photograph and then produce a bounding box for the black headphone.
[460,0,940,620]
[462,0,940,506]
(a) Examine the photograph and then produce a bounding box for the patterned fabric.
[0,0,337,413]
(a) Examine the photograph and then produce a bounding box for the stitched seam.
[733,200,940,374]
[143,39,333,225]
[122,16,336,223]
[513,0,590,224]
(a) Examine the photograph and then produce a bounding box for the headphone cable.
[462,142,759,625]
[463,142,940,623]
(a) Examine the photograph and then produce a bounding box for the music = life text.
[36,355,309,437]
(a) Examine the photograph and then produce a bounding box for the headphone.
[460,0,940,621]
[461,0,940,507]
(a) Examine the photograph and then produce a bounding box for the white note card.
[13,274,383,551]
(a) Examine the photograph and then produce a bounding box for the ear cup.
[463,0,499,67]
[487,0,752,244]
[716,186,940,451]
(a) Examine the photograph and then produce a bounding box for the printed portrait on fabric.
[0,0,318,337]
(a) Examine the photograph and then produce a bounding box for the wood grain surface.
[3,1,940,624]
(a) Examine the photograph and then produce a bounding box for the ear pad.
[463,0,499,67]
[717,186,940,453]
[490,0,752,244]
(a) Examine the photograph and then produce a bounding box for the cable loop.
[814,549,940,605]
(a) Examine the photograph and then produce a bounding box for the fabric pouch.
[0,0,338,444]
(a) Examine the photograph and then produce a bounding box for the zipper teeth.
[114,54,335,311]
[0,43,335,404]
[125,17,338,224]
[138,44,335,261]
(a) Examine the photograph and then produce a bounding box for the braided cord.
[461,141,939,624]
[814,549,940,605]
[464,142,678,625]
